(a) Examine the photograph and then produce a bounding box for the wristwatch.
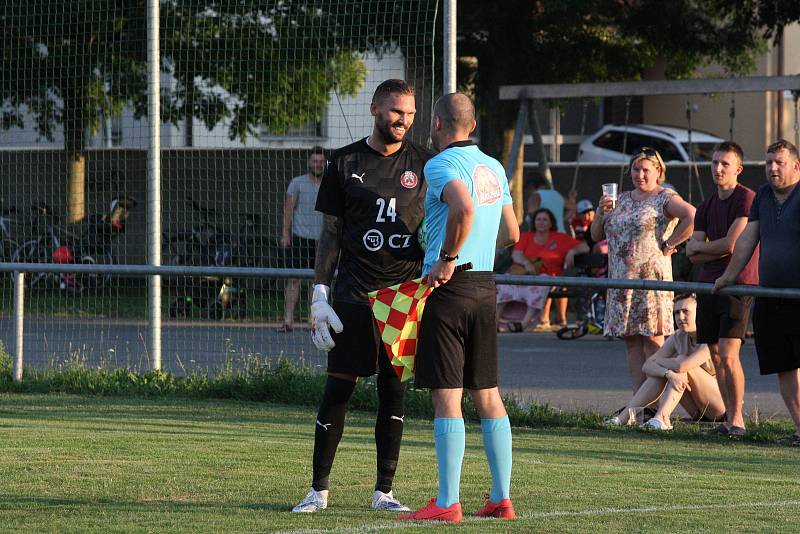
[439,249,459,262]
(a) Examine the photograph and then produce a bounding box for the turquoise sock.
[481,415,512,502]
[433,418,465,508]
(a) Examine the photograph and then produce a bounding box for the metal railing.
[4,261,800,383]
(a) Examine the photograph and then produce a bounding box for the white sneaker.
[371,490,410,512]
[292,488,328,513]
[642,417,673,431]
[604,415,624,427]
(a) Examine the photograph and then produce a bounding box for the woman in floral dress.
[590,148,695,391]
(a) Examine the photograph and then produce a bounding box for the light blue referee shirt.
[422,140,512,274]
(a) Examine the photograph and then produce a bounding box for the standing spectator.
[292,79,433,513]
[279,146,326,331]
[400,92,519,523]
[714,139,800,446]
[591,147,695,391]
[526,172,567,232]
[606,294,725,430]
[686,141,758,437]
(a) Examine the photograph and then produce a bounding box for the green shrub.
[0,345,594,428]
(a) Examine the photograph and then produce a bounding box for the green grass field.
[1,395,799,532]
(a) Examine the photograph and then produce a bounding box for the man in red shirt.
[686,141,758,437]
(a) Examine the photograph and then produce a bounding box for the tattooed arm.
[313,214,343,286]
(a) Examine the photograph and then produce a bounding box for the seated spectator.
[606,294,725,430]
[569,199,595,241]
[497,208,588,332]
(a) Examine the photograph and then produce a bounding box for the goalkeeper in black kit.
[292,79,433,513]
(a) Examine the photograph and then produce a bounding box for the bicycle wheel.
[556,324,588,340]
[79,252,113,289]
[10,240,49,287]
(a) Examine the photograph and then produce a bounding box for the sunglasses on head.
[634,147,659,158]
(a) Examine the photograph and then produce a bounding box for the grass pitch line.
[273,500,800,533]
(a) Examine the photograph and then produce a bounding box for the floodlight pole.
[443,0,456,94]
[147,0,162,371]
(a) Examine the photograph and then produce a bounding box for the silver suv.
[578,124,724,163]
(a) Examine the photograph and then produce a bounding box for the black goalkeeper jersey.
[316,138,434,304]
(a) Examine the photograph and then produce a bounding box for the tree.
[456,0,796,159]
[1,0,430,220]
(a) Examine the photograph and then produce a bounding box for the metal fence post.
[147,0,162,371]
[13,272,25,383]
[443,0,456,94]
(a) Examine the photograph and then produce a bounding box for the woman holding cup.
[590,148,695,391]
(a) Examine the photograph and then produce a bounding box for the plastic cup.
[602,183,618,209]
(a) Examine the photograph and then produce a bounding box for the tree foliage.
[1,0,432,152]
[457,0,799,156]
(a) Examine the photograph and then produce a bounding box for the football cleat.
[399,498,463,523]
[371,490,410,512]
[474,496,516,519]
[291,488,328,513]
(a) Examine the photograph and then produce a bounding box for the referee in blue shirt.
[400,93,520,523]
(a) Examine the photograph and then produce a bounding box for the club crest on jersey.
[473,164,501,206]
[400,171,418,189]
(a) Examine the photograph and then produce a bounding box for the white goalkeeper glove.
[310,284,343,352]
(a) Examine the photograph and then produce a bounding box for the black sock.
[311,375,356,491]
[374,368,406,493]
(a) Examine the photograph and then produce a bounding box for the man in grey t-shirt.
[279,146,325,331]
[714,139,800,446]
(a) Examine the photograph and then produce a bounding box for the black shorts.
[327,300,391,377]
[414,272,499,390]
[284,237,317,269]
[696,293,752,344]
[752,297,800,375]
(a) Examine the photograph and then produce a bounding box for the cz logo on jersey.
[473,164,501,206]
[400,171,418,189]
[363,229,413,252]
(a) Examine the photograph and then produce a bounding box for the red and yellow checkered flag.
[368,278,432,382]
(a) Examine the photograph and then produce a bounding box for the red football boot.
[474,496,516,519]
[399,498,463,523]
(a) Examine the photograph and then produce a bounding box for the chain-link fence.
[1,0,440,374]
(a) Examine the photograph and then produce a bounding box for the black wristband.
[439,249,458,262]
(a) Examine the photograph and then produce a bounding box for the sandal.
[708,423,730,436]
[727,426,746,439]
[777,433,800,446]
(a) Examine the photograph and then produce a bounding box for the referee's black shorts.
[753,297,800,375]
[327,300,393,377]
[414,271,499,390]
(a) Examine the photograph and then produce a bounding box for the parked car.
[578,124,725,163]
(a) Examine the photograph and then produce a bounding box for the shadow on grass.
[0,494,290,513]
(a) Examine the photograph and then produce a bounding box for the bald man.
[399,93,520,523]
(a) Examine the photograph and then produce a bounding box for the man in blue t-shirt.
[714,139,800,446]
[399,93,519,523]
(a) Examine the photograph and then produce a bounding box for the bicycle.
[163,200,247,320]
[0,206,19,264]
[555,252,608,340]
[10,195,137,291]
